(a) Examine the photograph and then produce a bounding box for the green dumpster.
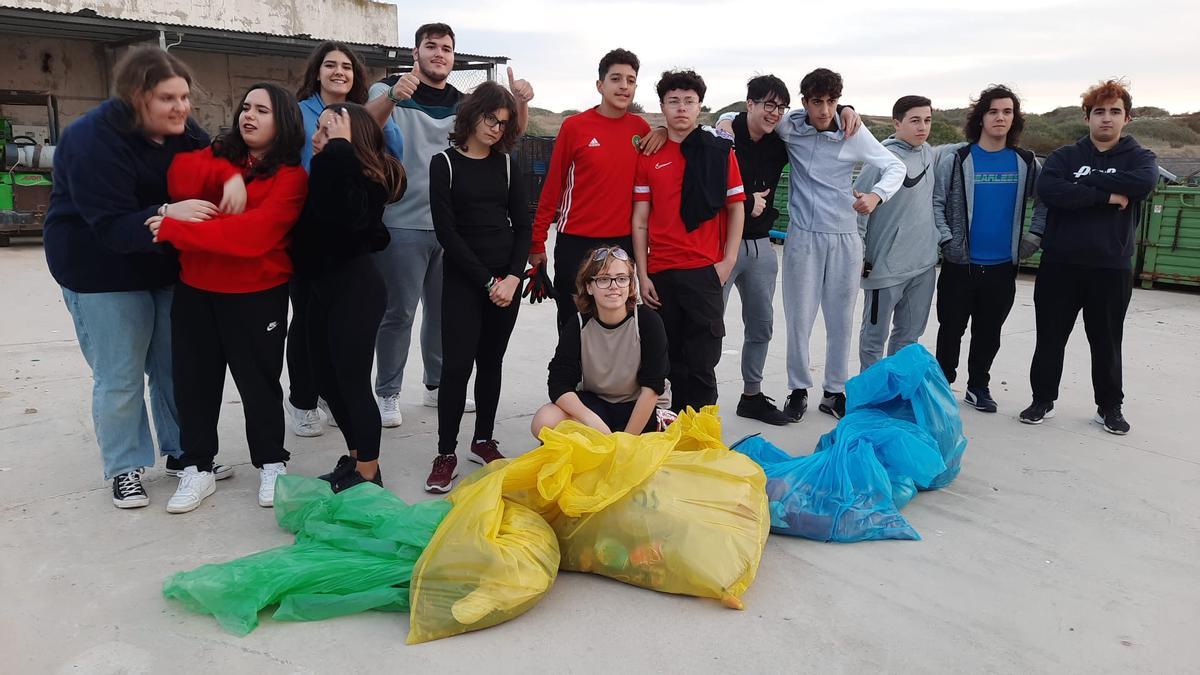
[1138,186,1200,289]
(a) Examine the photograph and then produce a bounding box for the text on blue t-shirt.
[969,145,1019,264]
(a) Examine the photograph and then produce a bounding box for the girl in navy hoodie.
[44,47,212,510]
[147,82,308,513]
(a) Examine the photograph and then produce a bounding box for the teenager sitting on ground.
[532,246,669,437]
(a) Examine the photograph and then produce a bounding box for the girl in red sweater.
[147,82,308,514]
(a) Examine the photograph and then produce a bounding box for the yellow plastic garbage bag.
[508,407,770,609]
[407,467,560,644]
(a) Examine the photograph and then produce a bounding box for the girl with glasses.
[424,81,531,493]
[532,246,670,438]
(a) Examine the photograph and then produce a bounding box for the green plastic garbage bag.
[163,475,451,636]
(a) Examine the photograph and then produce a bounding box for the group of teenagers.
[43,21,1158,513]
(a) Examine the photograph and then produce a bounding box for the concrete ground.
[2,240,1197,674]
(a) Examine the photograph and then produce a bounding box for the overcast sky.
[387,0,1198,116]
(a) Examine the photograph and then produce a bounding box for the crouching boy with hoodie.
[855,96,940,370]
[1019,79,1158,435]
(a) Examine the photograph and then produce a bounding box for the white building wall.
[4,0,399,46]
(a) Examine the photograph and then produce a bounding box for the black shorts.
[577,390,657,434]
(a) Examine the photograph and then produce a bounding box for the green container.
[0,174,12,211]
[770,165,790,240]
[1138,186,1200,289]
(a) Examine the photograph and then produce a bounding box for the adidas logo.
[587,137,600,147]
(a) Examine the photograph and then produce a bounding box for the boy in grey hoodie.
[776,68,905,420]
[855,96,940,370]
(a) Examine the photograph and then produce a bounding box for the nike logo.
[267,321,278,332]
[902,165,929,188]
[655,162,673,169]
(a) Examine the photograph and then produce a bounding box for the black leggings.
[308,257,387,462]
[173,282,290,470]
[438,269,520,454]
[286,279,318,410]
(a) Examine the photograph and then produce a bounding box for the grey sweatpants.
[858,267,936,371]
[722,237,778,394]
[373,228,443,397]
[782,229,862,393]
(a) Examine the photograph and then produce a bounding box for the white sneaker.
[317,397,338,428]
[258,462,287,507]
[166,467,216,514]
[379,393,403,428]
[285,399,324,437]
[423,388,475,413]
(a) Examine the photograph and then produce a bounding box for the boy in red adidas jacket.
[148,83,308,514]
[530,48,665,331]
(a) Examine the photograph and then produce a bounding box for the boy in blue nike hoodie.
[1019,80,1158,435]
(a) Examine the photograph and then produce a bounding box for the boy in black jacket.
[1019,79,1158,434]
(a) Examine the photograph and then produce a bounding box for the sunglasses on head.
[591,247,630,262]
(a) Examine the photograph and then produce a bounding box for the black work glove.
[521,262,555,304]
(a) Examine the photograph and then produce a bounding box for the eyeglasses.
[663,97,700,109]
[591,247,630,262]
[482,112,509,130]
[591,274,632,289]
[753,99,790,114]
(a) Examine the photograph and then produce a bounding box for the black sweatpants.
[173,282,290,471]
[308,257,387,461]
[438,269,520,454]
[935,261,1017,389]
[1029,262,1132,408]
[285,279,318,410]
[553,232,634,333]
[650,265,725,412]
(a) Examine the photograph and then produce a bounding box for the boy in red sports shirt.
[530,48,665,331]
[632,69,744,412]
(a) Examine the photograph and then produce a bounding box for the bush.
[868,124,892,141]
[1132,106,1170,118]
[629,102,645,114]
[928,120,962,145]
[1126,118,1200,147]
[561,109,580,116]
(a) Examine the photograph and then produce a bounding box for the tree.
[928,120,962,145]
[629,101,645,114]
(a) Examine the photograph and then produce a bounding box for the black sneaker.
[1095,406,1130,435]
[783,389,808,422]
[1019,400,1056,425]
[736,393,791,426]
[819,391,846,419]
[318,454,356,483]
[166,456,234,481]
[112,470,149,509]
[329,465,384,494]
[965,386,998,413]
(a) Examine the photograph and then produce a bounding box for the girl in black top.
[533,247,670,438]
[425,81,531,493]
[292,103,406,492]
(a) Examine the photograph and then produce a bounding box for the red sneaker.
[469,439,505,465]
[424,455,458,494]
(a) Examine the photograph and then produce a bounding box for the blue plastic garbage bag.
[845,343,968,488]
[812,410,946,509]
[731,434,920,542]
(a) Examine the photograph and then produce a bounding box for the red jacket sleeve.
[167,147,242,202]
[725,148,746,204]
[158,166,308,258]
[531,117,575,254]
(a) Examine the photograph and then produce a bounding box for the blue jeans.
[62,287,180,479]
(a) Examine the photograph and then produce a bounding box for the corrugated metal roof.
[0,6,508,68]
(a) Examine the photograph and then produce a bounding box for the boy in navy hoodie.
[1018,80,1158,434]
